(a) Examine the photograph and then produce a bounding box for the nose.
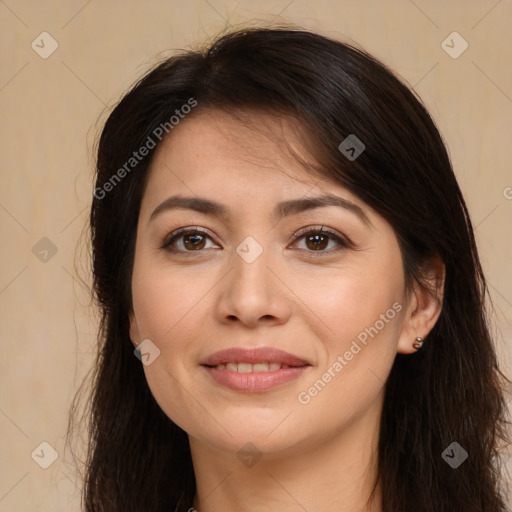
[213,245,292,329]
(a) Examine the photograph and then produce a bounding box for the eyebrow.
[149,194,371,226]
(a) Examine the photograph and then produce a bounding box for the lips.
[201,347,311,392]
[201,347,310,368]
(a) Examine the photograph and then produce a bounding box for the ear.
[129,309,142,349]
[397,256,445,354]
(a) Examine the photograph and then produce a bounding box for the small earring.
[413,337,424,349]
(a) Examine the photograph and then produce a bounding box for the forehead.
[146,109,321,186]
[140,108,370,220]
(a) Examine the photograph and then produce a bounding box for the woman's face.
[129,109,420,457]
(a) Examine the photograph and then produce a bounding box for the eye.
[161,227,220,253]
[290,226,349,254]
[161,225,350,255]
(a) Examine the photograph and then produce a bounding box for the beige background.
[1,0,511,510]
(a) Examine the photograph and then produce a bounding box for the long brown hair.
[68,25,511,511]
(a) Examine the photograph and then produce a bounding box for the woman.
[69,26,511,511]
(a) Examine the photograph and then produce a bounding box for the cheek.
[293,256,405,349]
[131,257,214,430]
[131,253,213,343]
[294,301,402,430]
[292,255,405,409]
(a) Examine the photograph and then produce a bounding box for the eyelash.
[160,225,350,256]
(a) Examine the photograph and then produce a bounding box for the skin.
[129,109,444,512]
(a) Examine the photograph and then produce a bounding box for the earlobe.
[397,257,445,354]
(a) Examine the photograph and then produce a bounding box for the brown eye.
[304,233,330,251]
[292,227,349,254]
[161,228,219,253]
[182,233,206,250]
